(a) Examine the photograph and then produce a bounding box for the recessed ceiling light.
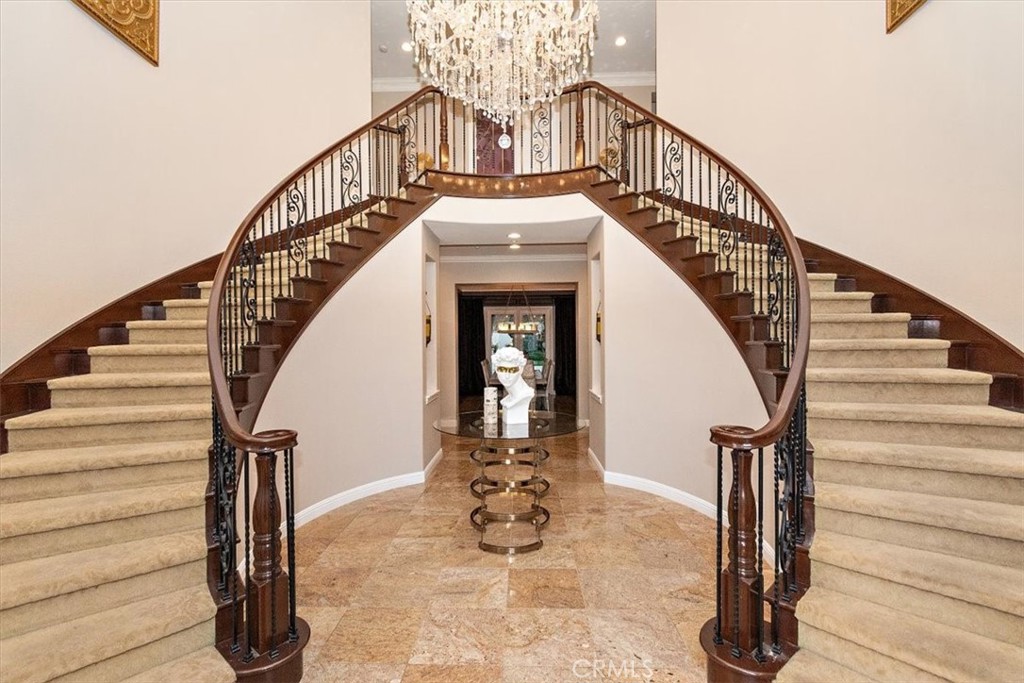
[615,36,627,47]
[507,232,521,239]
[509,243,521,250]
[401,42,413,53]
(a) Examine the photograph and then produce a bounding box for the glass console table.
[434,411,581,554]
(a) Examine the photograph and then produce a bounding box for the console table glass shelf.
[434,411,581,554]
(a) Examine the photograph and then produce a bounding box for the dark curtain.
[553,294,576,396]
[458,296,485,397]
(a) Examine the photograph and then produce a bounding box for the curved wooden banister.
[206,86,440,453]
[574,81,811,450]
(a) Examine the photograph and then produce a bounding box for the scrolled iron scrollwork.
[716,176,739,270]
[662,139,683,199]
[531,105,551,166]
[213,413,239,592]
[603,108,624,174]
[774,433,796,599]
[397,114,417,182]
[239,238,258,329]
[766,231,787,346]
[286,186,307,277]
[340,147,363,209]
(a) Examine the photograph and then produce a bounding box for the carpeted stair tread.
[776,648,874,683]
[0,583,216,683]
[809,291,874,301]
[121,645,235,683]
[3,404,209,431]
[126,319,207,329]
[0,439,209,478]
[0,530,206,610]
[88,343,206,357]
[797,587,1024,682]
[810,339,951,351]
[47,372,209,391]
[808,273,838,282]
[0,481,205,538]
[812,530,1024,616]
[815,481,1024,541]
[810,312,911,322]
[812,439,1024,478]
[806,367,992,384]
[161,299,209,309]
[808,401,1024,428]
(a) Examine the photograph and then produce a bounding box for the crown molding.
[372,76,424,93]
[371,71,656,94]
[439,253,588,264]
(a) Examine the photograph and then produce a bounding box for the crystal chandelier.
[406,0,599,127]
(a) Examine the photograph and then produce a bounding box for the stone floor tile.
[319,607,425,664]
[508,568,586,609]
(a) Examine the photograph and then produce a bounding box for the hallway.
[295,431,717,682]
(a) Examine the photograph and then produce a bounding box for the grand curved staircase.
[1,83,1021,682]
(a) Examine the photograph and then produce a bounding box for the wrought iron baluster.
[714,444,724,645]
[731,449,741,658]
[772,439,782,653]
[285,446,298,642]
[269,454,279,659]
[243,454,253,662]
[697,151,704,252]
[755,446,765,662]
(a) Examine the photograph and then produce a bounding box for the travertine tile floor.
[296,431,718,683]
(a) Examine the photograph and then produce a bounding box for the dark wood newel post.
[438,93,450,171]
[248,450,290,653]
[722,447,761,654]
[574,85,585,167]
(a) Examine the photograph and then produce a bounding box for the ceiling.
[426,216,600,246]
[371,0,656,88]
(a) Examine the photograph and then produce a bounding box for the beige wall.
[599,218,766,508]
[586,222,606,466]
[423,229,441,469]
[0,0,372,370]
[372,90,418,118]
[256,222,424,515]
[658,0,1024,348]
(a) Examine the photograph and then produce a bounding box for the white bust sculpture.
[492,346,534,425]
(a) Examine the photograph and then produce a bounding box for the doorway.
[457,287,577,414]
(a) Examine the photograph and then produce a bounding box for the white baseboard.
[293,471,426,528]
[603,470,775,564]
[424,448,444,480]
[587,448,605,476]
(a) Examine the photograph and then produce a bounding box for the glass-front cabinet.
[484,306,553,375]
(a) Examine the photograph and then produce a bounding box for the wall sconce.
[595,302,602,343]
[424,292,432,347]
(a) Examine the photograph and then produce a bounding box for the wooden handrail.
[206,86,441,453]
[575,81,811,451]
[208,80,810,454]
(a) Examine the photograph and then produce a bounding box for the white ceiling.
[371,0,656,88]
[425,216,600,246]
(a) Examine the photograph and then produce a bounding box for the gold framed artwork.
[71,0,159,66]
[886,0,927,34]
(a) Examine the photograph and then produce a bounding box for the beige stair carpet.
[0,211,371,680]
[777,274,1024,682]
[0,294,235,682]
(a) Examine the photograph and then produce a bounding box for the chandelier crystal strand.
[407,0,598,127]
